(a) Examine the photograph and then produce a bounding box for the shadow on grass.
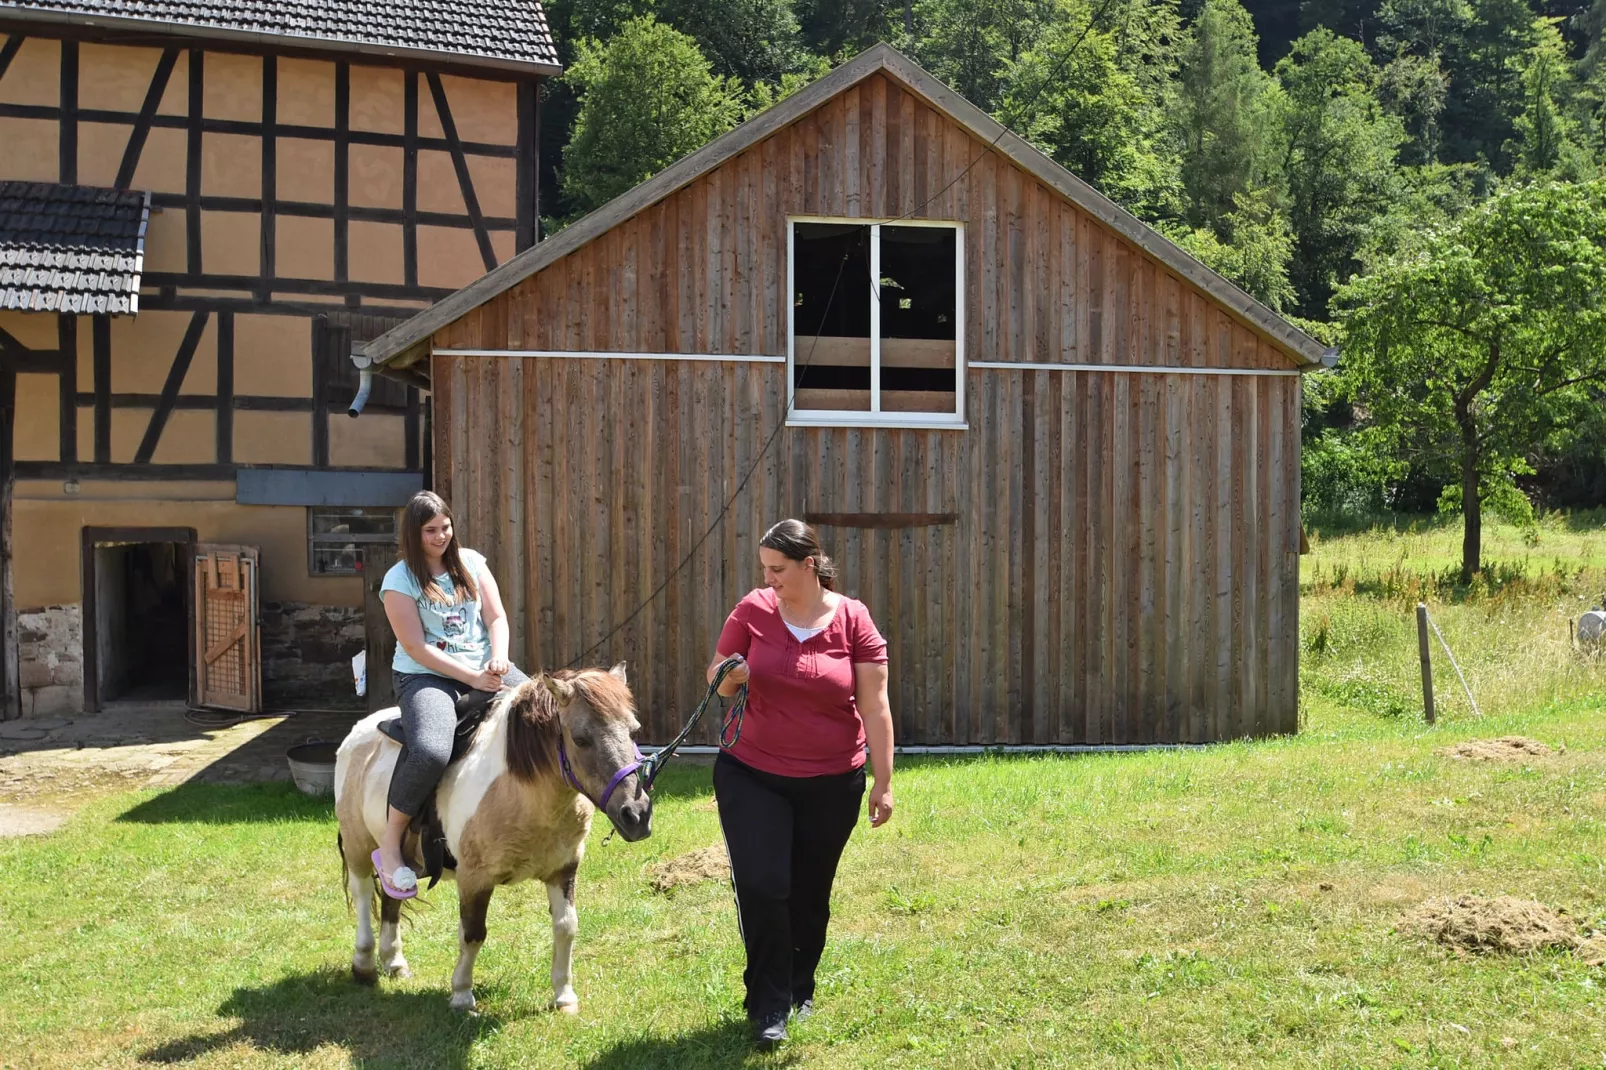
[580,1018,793,1070]
[117,780,335,824]
[140,967,499,1068]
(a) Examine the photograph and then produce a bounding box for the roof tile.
[1,1,558,70]
[0,181,150,316]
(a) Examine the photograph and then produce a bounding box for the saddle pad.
[375,688,500,764]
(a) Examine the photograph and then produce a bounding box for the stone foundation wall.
[260,601,366,711]
[18,604,83,718]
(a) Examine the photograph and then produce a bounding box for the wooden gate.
[193,544,261,712]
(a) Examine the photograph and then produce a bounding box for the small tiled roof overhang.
[0,0,560,75]
[0,181,150,315]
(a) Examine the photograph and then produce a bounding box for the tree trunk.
[1459,416,1481,585]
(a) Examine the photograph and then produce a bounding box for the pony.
[334,665,652,1013]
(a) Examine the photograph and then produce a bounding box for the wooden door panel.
[194,544,261,712]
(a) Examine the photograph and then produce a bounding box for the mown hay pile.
[1402,895,1605,964]
[647,846,729,893]
[1437,737,1553,762]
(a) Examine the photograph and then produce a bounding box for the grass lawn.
[2,517,1605,1069]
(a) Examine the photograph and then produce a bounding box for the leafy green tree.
[904,0,1060,112]
[1438,0,1540,169]
[1507,18,1591,177]
[1336,180,1606,581]
[560,18,746,218]
[1169,189,1297,309]
[1003,1,1182,219]
[1175,0,1279,228]
[1273,28,1405,317]
[551,0,809,83]
[796,0,897,56]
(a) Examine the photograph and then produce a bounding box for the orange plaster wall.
[416,150,467,215]
[347,222,407,285]
[130,126,188,194]
[0,312,58,350]
[276,137,334,204]
[76,121,129,188]
[77,43,161,112]
[466,156,516,219]
[234,411,312,465]
[0,119,59,181]
[157,51,190,115]
[0,37,59,106]
[439,74,517,145]
[203,132,263,199]
[329,412,406,468]
[349,143,404,209]
[278,57,335,127]
[417,226,490,290]
[143,202,189,274]
[108,311,215,394]
[149,410,217,464]
[14,373,60,463]
[203,51,262,122]
[350,65,406,135]
[200,211,262,278]
[234,314,313,396]
[275,216,334,280]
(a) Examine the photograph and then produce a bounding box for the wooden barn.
[362,44,1333,747]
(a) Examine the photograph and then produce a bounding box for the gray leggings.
[388,665,529,816]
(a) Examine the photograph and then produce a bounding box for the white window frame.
[786,216,967,429]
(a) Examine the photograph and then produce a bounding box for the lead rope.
[639,655,748,790]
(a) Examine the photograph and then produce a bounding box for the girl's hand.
[470,669,504,693]
[868,782,893,828]
[486,657,511,677]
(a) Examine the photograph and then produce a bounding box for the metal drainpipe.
[347,353,373,417]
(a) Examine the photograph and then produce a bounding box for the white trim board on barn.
[363,43,1336,378]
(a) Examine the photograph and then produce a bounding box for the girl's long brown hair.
[399,491,478,604]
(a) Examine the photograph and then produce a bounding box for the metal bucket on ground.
[286,739,339,796]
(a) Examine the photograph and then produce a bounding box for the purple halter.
[557,735,645,811]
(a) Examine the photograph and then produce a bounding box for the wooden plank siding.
[429,71,1302,746]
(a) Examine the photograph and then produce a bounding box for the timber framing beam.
[427,73,498,272]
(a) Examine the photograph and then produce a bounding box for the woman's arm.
[476,566,511,675]
[383,591,499,690]
[855,661,894,827]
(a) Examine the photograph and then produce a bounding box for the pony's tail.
[338,831,353,913]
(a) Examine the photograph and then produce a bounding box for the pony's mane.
[503,669,635,783]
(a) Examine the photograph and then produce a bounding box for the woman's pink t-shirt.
[716,587,888,777]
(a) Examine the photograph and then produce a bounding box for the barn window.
[307,507,397,576]
[788,219,964,427]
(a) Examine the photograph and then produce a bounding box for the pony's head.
[504,665,652,842]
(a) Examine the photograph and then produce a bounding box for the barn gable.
[364,44,1329,377]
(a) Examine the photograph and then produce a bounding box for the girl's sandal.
[371,848,419,900]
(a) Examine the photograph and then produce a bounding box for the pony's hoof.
[351,964,378,986]
[553,999,580,1015]
[450,991,477,1014]
[384,962,413,980]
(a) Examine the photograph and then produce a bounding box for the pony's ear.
[609,661,628,686]
[541,674,575,705]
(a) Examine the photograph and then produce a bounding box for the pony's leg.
[378,892,411,979]
[450,880,494,1013]
[349,864,378,985]
[546,863,580,1013]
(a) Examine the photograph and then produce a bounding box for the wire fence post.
[1416,602,1435,725]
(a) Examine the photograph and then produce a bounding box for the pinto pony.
[334,665,652,1013]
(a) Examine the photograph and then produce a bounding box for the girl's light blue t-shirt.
[381,548,492,675]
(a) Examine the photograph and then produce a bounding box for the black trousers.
[713,752,865,1019]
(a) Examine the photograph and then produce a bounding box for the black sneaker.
[752,1009,788,1049]
[791,999,814,1022]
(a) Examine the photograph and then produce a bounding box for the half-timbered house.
[0,0,555,716]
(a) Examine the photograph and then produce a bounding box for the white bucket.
[286,740,339,796]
